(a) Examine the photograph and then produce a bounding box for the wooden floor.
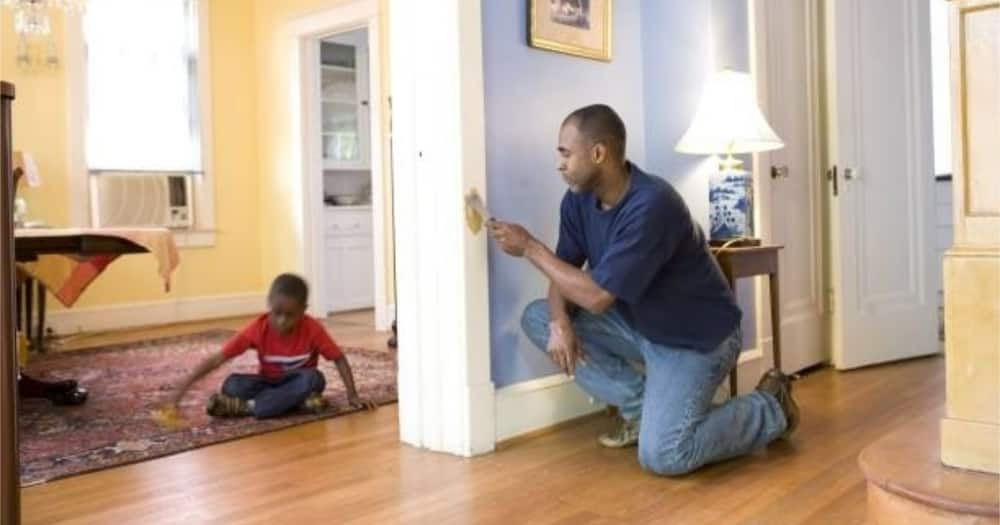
[22,315,945,525]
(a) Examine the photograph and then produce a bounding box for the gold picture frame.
[529,0,613,62]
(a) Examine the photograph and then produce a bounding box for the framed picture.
[528,0,613,61]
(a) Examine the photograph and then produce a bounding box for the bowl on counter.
[325,194,368,206]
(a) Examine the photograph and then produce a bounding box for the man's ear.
[591,142,607,165]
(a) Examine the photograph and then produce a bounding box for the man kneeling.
[488,104,798,476]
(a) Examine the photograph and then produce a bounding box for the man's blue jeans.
[521,299,787,476]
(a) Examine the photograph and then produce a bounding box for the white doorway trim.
[749,0,828,375]
[290,0,391,331]
[388,0,495,455]
[291,0,496,457]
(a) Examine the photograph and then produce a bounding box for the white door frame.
[292,0,495,456]
[291,0,391,331]
[387,0,495,455]
[749,0,828,374]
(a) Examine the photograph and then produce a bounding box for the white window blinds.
[84,0,202,172]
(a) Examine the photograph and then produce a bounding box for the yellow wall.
[0,0,394,314]
[0,11,70,229]
[252,0,394,306]
[0,1,264,309]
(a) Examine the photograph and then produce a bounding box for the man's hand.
[348,393,378,411]
[548,319,586,376]
[487,220,536,257]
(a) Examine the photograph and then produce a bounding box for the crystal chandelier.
[2,0,85,69]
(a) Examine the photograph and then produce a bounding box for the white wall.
[930,0,953,176]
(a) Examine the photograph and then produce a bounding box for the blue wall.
[642,0,758,360]
[483,0,754,388]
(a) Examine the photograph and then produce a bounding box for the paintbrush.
[464,189,492,234]
[150,404,186,430]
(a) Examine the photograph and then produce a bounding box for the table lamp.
[675,69,784,241]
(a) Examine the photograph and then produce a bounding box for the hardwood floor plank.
[21,314,945,525]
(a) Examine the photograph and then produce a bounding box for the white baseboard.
[46,292,267,335]
[495,373,605,443]
[496,340,775,442]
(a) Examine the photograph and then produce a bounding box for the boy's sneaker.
[755,368,800,438]
[300,393,329,414]
[598,417,640,448]
[206,393,251,417]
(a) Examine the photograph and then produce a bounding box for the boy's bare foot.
[206,393,251,417]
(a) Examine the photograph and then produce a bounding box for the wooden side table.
[711,245,783,397]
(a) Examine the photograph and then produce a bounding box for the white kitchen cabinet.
[321,31,370,171]
[324,207,374,313]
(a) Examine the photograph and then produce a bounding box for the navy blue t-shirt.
[556,163,741,351]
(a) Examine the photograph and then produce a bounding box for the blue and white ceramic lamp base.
[708,170,753,241]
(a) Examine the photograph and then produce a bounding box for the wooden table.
[15,232,146,261]
[15,232,146,352]
[14,232,151,406]
[711,245,783,397]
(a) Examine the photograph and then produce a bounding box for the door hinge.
[825,289,835,313]
[826,165,839,197]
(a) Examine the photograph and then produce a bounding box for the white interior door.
[824,0,939,369]
[752,0,826,374]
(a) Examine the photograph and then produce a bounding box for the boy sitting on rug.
[170,273,378,419]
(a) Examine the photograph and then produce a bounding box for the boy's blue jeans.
[221,368,326,419]
[521,299,787,476]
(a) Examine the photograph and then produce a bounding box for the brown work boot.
[755,368,799,438]
[206,393,251,417]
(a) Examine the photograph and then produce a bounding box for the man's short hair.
[563,104,627,160]
[269,273,309,305]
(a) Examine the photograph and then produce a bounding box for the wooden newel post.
[1,81,20,525]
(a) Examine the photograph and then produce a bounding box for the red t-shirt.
[221,314,344,378]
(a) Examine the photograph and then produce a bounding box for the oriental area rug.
[18,329,397,486]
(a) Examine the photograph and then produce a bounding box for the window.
[81,0,213,241]
[85,0,202,172]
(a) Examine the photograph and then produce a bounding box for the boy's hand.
[348,394,378,411]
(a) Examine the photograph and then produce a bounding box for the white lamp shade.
[675,69,784,155]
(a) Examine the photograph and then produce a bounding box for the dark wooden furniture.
[15,232,146,261]
[15,277,45,355]
[711,244,783,397]
[15,232,146,351]
[12,232,151,407]
[2,80,21,525]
